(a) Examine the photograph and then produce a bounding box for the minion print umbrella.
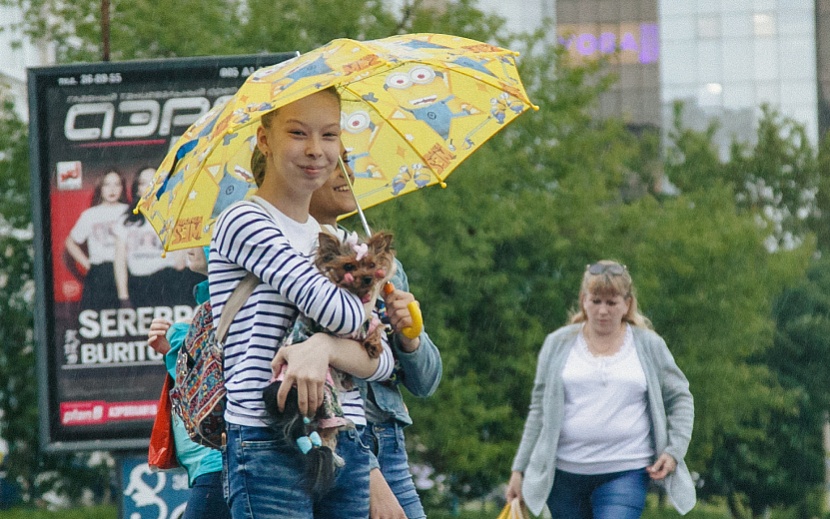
[137,33,537,252]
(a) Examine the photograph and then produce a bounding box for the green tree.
[811,133,830,252]
[697,256,830,519]
[360,37,646,500]
[0,88,38,496]
[663,104,821,518]
[1,0,507,62]
[368,39,814,507]
[727,106,820,251]
[0,87,113,506]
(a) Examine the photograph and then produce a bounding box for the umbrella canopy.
[137,33,537,252]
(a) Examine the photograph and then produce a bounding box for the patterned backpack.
[170,273,258,449]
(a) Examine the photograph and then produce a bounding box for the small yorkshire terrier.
[263,229,395,497]
[314,230,395,358]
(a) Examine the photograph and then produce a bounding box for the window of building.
[753,13,776,36]
[698,82,724,107]
[697,15,722,39]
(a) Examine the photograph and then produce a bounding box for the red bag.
[148,374,179,470]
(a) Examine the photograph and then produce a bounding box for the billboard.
[29,53,297,451]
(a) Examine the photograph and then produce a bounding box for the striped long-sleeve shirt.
[209,197,392,427]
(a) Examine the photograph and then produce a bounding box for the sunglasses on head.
[586,263,627,276]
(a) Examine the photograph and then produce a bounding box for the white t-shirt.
[113,219,177,276]
[556,324,654,474]
[69,203,129,265]
[252,196,321,254]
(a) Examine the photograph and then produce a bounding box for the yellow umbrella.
[137,33,537,252]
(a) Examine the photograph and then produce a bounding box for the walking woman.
[506,261,695,518]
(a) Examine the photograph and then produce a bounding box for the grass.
[0,505,116,519]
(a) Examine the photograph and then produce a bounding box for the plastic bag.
[496,498,530,519]
[148,374,179,470]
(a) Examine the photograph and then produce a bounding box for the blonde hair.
[568,260,652,329]
[251,87,341,188]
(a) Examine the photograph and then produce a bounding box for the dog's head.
[315,231,395,303]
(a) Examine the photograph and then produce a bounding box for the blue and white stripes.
[209,199,389,427]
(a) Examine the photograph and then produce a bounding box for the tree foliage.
[698,258,830,519]
[0,90,37,490]
[0,86,113,506]
[366,34,812,505]
[664,104,823,517]
[0,0,507,61]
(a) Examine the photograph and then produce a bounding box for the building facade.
[659,0,818,156]
[0,5,54,121]
[557,0,661,133]
[555,0,819,155]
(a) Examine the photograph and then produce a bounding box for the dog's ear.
[367,231,394,256]
[316,232,343,268]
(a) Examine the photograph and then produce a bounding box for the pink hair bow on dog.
[344,231,368,261]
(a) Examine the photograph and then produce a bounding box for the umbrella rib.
[159,118,262,251]
[338,83,438,183]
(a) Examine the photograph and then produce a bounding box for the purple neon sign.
[558,23,659,65]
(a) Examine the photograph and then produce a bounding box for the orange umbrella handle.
[383,282,423,339]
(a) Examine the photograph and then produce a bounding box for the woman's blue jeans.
[183,471,230,519]
[546,468,649,519]
[223,423,371,519]
[359,421,426,519]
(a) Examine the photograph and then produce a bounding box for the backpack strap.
[215,272,259,344]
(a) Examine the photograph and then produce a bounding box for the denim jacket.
[354,259,442,427]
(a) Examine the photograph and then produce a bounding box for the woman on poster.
[113,167,200,309]
[64,169,129,311]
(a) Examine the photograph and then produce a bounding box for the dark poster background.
[29,53,296,451]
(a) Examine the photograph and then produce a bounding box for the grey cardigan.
[511,324,696,516]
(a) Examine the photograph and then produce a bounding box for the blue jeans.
[223,424,371,519]
[314,428,372,518]
[546,468,649,519]
[184,471,230,519]
[360,422,426,519]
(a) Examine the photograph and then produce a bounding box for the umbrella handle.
[402,301,423,339]
[382,282,423,339]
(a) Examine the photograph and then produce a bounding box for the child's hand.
[272,341,329,417]
[147,318,172,355]
[382,283,422,352]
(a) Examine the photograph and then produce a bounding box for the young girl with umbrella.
[210,87,393,519]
